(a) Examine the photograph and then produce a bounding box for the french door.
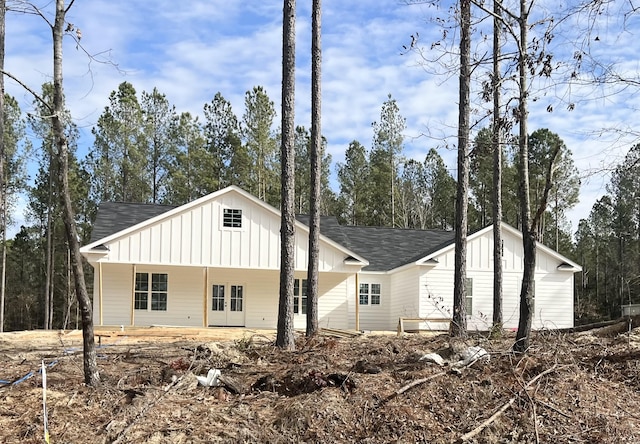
[210,283,245,326]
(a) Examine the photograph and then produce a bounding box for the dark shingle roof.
[90,204,455,271]
[89,201,176,243]
[296,215,455,272]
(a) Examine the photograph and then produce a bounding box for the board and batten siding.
[98,192,351,273]
[414,228,575,331]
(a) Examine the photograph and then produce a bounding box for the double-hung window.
[135,272,168,311]
[465,278,473,316]
[294,279,308,315]
[359,283,381,306]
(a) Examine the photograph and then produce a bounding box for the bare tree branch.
[0,69,51,112]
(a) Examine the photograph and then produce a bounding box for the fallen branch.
[535,399,571,419]
[456,365,559,443]
[110,347,201,443]
[379,370,448,406]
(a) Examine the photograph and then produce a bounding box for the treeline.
[574,146,640,323]
[0,80,629,331]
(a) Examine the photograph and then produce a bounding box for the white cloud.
[4,0,640,236]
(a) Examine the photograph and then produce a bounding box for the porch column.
[98,261,104,326]
[130,264,137,326]
[202,267,208,327]
[355,272,360,331]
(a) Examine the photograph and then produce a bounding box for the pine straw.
[2,328,640,443]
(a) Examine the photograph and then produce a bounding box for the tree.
[294,126,312,213]
[277,0,296,350]
[491,0,504,329]
[306,0,322,337]
[0,94,27,332]
[0,0,5,333]
[607,145,640,314]
[397,150,456,230]
[242,86,278,205]
[370,95,405,227]
[451,0,471,337]
[27,83,71,330]
[141,87,175,204]
[0,0,101,382]
[528,129,579,252]
[423,148,456,230]
[5,226,43,330]
[469,128,495,230]
[336,140,369,225]
[163,112,208,204]
[87,81,147,203]
[203,92,241,189]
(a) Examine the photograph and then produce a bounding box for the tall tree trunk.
[451,0,471,336]
[492,0,503,328]
[0,201,5,333]
[44,162,53,329]
[0,0,5,333]
[53,0,99,384]
[277,0,296,350]
[306,0,321,337]
[514,0,534,352]
[49,242,56,328]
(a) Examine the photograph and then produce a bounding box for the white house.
[80,185,581,332]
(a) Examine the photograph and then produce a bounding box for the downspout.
[355,272,360,331]
[130,264,136,326]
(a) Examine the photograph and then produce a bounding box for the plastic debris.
[196,369,222,387]
[419,353,445,366]
[455,346,489,367]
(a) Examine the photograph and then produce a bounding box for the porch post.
[203,267,208,327]
[98,261,104,326]
[130,264,136,326]
[355,272,360,331]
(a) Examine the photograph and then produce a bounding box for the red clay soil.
[1,325,640,443]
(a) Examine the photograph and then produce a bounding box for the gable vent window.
[223,208,242,228]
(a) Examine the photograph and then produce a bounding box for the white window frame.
[222,208,243,229]
[135,272,168,311]
[294,278,307,315]
[359,283,381,306]
[465,277,473,316]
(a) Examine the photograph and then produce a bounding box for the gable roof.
[82,186,369,266]
[296,215,455,272]
[419,222,582,272]
[89,201,177,243]
[86,189,579,274]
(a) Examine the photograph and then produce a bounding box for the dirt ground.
[2,324,640,444]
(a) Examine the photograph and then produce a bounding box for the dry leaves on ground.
[2,326,640,443]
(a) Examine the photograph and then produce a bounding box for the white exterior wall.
[352,274,391,331]
[414,228,575,331]
[95,264,204,327]
[418,266,456,330]
[95,191,354,273]
[85,188,364,330]
[95,265,352,329]
[389,268,421,330]
[206,269,351,330]
[93,263,132,326]
[315,273,351,329]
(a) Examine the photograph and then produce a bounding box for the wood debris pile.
[1,324,640,443]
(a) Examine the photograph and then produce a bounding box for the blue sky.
[5,0,640,235]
